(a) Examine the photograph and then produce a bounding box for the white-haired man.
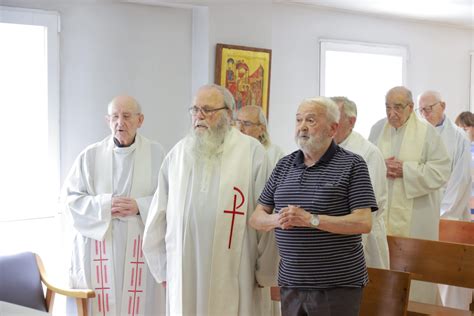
[418,90,472,310]
[143,84,274,315]
[331,96,389,270]
[368,86,451,304]
[250,97,377,316]
[62,95,166,315]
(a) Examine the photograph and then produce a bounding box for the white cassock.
[340,130,389,269]
[436,117,471,221]
[262,142,286,316]
[369,114,451,304]
[143,128,274,316]
[434,117,473,310]
[62,134,166,316]
[266,143,285,170]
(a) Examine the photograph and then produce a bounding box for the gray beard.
[295,135,326,153]
[189,119,229,163]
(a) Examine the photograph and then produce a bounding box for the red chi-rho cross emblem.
[224,186,246,249]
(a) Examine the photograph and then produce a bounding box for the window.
[320,39,408,138]
[0,7,60,270]
[0,7,60,222]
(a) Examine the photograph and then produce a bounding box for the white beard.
[188,116,229,163]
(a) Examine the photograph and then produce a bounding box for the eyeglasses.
[385,103,410,113]
[416,102,440,115]
[235,119,260,127]
[108,112,141,122]
[188,106,227,116]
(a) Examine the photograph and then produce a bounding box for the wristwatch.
[310,214,320,228]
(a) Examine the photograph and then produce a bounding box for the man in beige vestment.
[368,86,451,304]
[143,84,274,316]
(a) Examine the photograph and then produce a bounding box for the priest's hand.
[161,281,166,288]
[385,156,404,179]
[279,205,312,229]
[111,196,139,217]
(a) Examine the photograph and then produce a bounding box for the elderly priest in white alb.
[418,90,472,311]
[143,84,275,316]
[369,86,451,305]
[62,95,166,316]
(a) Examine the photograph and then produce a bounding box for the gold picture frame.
[215,43,272,118]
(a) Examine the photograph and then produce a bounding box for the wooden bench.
[387,235,474,316]
[439,219,474,312]
[439,218,474,245]
[270,267,412,316]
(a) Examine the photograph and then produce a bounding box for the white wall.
[270,5,472,152]
[198,3,472,153]
[2,1,193,182]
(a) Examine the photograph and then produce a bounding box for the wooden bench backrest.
[360,267,411,316]
[271,267,411,316]
[387,235,474,288]
[439,219,474,245]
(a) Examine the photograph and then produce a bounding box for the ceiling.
[128,0,474,29]
[281,0,474,29]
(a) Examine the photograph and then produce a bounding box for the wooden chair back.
[360,267,411,316]
[439,219,474,245]
[387,235,474,288]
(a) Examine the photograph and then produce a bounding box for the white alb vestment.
[340,130,389,269]
[266,143,285,170]
[369,114,450,304]
[434,117,472,310]
[436,117,471,221]
[143,128,273,316]
[63,134,166,316]
[262,142,286,316]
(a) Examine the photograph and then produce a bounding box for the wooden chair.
[270,267,412,316]
[387,235,474,316]
[0,252,95,316]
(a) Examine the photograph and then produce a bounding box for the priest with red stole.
[143,84,276,316]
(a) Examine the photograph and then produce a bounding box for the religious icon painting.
[215,43,272,118]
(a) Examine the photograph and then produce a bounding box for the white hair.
[300,97,340,123]
[330,96,357,118]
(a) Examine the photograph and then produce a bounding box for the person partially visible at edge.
[418,90,472,311]
[331,96,390,270]
[236,105,285,316]
[250,96,377,316]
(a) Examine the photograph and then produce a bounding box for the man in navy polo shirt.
[250,96,378,316]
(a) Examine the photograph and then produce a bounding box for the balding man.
[332,96,389,269]
[369,86,450,304]
[418,90,472,310]
[143,84,273,315]
[236,106,284,315]
[236,105,285,168]
[62,95,166,315]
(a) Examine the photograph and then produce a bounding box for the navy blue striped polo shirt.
[259,141,378,289]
